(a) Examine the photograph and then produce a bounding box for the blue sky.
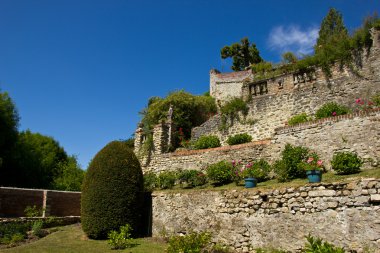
[1,0,379,169]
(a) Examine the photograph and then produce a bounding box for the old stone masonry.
[135,28,380,252]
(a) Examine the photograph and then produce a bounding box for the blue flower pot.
[244,177,257,188]
[306,170,322,183]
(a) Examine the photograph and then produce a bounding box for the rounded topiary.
[81,141,143,239]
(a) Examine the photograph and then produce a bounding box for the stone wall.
[0,187,81,217]
[271,109,380,169]
[152,179,380,252]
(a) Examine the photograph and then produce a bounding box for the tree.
[281,52,298,64]
[53,156,85,191]
[0,91,19,176]
[81,141,144,239]
[221,37,263,71]
[315,8,348,53]
[8,130,68,188]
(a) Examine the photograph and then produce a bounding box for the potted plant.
[304,155,324,183]
[242,162,257,188]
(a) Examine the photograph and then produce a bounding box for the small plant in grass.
[143,172,157,192]
[193,135,221,150]
[331,151,363,175]
[206,161,233,186]
[108,224,133,250]
[304,234,345,253]
[226,133,252,145]
[178,170,207,188]
[157,171,177,189]
[167,231,211,253]
[288,113,311,126]
[315,102,350,119]
[31,220,45,238]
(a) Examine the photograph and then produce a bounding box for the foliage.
[220,97,249,130]
[273,144,310,182]
[354,98,376,111]
[0,91,19,176]
[226,133,252,145]
[143,172,158,192]
[315,102,350,119]
[157,171,177,189]
[107,224,133,250]
[139,90,217,147]
[178,170,207,188]
[124,138,135,149]
[81,141,144,239]
[282,52,298,64]
[300,154,324,171]
[331,152,363,175]
[288,113,311,126]
[167,231,211,253]
[221,37,263,71]
[193,135,221,150]
[371,93,380,107]
[24,205,43,217]
[304,234,345,253]
[31,220,45,238]
[53,156,85,191]
[0,222,29,245]
[206,161,233,186]
[231,160,243,185]
[248,159,271,182]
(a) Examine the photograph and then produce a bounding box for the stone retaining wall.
[152,179,380,252]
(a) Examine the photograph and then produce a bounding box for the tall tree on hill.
[315,8,349,53]
[221,37,263,71]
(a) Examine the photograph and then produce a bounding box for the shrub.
[143,172,157,192]
[193,135,221,150]
[226,133,252,145]
[178,170,207,188]
[372,93,380,107]
[274,144,310,182]
[206,161,233,186]
[81,141,144,239]
[167,231,211,253]
[288,113,310,126]
[31,220,44,238]
[107,224,133,250]
[304,235,345,253]
[331,152,363,175]
[220,98,249,130]
[0,222,29,245]
[250,159,271,182]
[315,102,350,119]
[24,205,42,217]
[157,171,177,189]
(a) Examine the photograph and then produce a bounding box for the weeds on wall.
[219,97,249,131]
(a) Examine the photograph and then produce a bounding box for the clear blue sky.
[1,0,379,169]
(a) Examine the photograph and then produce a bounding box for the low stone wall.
[152,179,380,252]
[0,187,81,217]
[141,140,270,173]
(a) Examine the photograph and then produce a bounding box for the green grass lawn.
[0,224,167,253]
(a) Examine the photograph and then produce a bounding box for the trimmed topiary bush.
[315,102,350,119]
[206,160,233,186]
[331,151,363,175]
[226,133,252,145]
[81,141,143,239]
[193,135,221,150]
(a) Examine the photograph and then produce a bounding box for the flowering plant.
[241,162,255,178]
[302,154,324,171]
[231,160,243,185]
[354,98,375,111]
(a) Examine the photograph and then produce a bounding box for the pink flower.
[232,160,236,166]
[246,163,252,168]
[332,112,337,116]
[317,160,323,166]
[355,98,361,104]
[307,157,314,164]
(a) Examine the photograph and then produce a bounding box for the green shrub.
[220,97,249,130]
[167,231,211,253]
[304,235,345,253]
[178,170,207,188]
[31,220,44,238]
[372,93,380,107]
[274,144,310,182]
[81,141,144,239]
[0,222,29,245]
[206,161,233,186]
[107,224,133,250]
[288,113,310,126]
[226,133,252,145]
[157,171,177,189]
[24,205,42,217]
[193,135,221,150]
[250,159,271,182]
[315,102,350,119]
[143,172,157,192]
[331,152,363,175]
